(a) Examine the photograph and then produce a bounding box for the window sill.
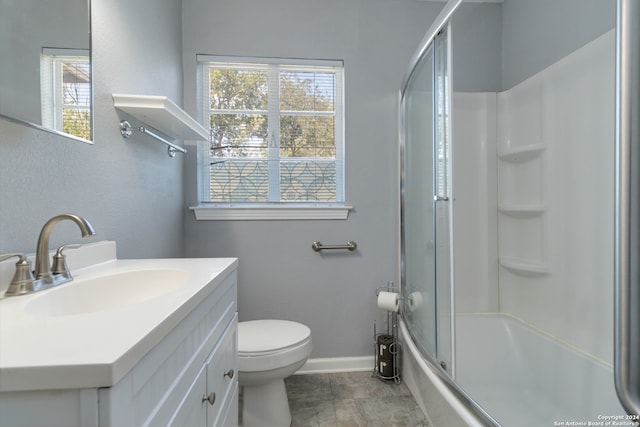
[189,204,353,220]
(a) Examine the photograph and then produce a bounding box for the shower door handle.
[434,196,449,202]
[614,0,640,416]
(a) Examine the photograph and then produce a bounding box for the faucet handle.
[0,253,36,297]
[0,253,26,263]
[51,244,81,276]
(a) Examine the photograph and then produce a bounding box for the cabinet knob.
[224,369,235,379]
[202,392,216,406]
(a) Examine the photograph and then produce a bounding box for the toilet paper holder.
[375,281,403,312]
[373,281,401,384]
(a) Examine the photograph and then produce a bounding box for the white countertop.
[0,242,238,392]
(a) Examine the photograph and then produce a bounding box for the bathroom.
[1,0,638,426]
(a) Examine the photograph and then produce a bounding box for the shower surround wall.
[496,30,615,364]
[453,30,615,364]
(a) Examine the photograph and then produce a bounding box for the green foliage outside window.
[61,60,91,140]
[208,66,336,159]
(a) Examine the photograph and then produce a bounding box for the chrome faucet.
[34,213,95,281]
[1,213,95,297]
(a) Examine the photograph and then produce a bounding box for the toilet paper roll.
[377,291,399,312]
[408,291,424,312]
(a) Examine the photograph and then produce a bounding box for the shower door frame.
[614,0,640,416]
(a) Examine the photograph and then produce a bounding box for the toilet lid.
[238,320,311,354]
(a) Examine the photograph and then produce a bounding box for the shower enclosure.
[401,25,453,374]
[399,1,640,425]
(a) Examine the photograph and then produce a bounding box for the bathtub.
[401,314,626,427]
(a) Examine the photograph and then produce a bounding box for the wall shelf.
[112,94,208,141]
[498,143,544,162]
[499,257,549,277]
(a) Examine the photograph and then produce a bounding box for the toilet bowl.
[238,319,312,427]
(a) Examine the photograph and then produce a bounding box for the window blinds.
[198,56,344,204]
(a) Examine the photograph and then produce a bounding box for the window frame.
[40,48,91,140]
[192,55,351,220]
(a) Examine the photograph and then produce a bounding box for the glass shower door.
[401,28,452,371]
[402,41,437,358]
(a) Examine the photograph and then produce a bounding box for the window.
[41,48,91,140]
[197,56,344,209]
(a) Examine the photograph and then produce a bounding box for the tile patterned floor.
[284,371,431,427]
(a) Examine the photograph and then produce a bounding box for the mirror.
[0,0,92,143]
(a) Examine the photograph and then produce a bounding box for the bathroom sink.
[0,241,239,393]
[25,269,191,316]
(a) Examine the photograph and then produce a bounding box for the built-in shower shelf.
[499,257,549,277]
[498,143,544,162]
[498,204,546,217]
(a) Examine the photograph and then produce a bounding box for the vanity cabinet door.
[218,382,239,427]
[164,316,237,427]
[168,365,207,427]
[206,317,238,427]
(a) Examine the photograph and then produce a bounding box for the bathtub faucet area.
[1,213,95,297]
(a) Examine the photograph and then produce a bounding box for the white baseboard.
[295,356,375,375]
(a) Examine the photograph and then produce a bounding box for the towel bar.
[311,241,357,252]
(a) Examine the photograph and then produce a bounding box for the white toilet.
[238,319,312,427]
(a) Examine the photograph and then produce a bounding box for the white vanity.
[0,241,238,427]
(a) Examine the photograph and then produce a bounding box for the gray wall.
[0,0,185,259]
[450,0,615,92]
[451,3,503,93]
[182,0,444,358]
[502,0,615,89]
